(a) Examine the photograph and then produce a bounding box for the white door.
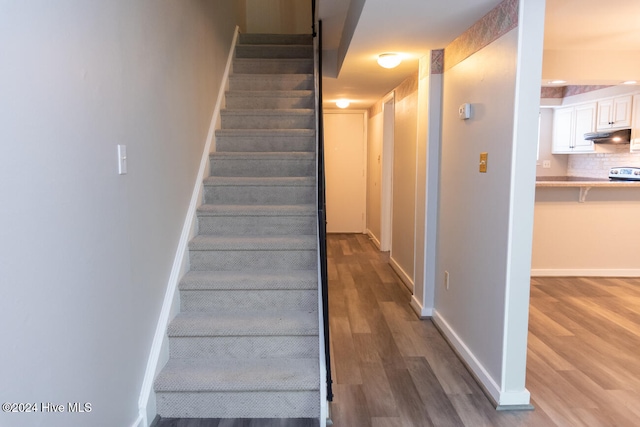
[324,112,366,233]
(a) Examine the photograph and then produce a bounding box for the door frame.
[323,109,368,233]
[380,93,395,251]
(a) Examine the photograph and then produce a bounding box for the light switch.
[479,152,488,173]
[459,103,471,120]
[118,145,127,175]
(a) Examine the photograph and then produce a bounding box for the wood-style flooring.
[328,233,640,427]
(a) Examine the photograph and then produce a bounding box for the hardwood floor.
[328,233,640,427]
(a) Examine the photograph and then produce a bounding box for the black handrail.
[313,19,333,402]
[311,0,317,37]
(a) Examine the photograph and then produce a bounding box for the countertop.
[536,176,640,187]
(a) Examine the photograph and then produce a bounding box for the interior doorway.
[323,111,367,233]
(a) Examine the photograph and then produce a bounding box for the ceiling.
[319,0,640,109]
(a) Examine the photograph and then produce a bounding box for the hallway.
[327,233,640,426]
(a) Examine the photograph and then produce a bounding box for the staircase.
[154,33,321,419]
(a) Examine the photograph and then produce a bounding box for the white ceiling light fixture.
[623,80,637,85]
[548,80,567,85]
[336,99,350,109]
[377,53,402,69]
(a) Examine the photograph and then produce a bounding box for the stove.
[609,167,640,181]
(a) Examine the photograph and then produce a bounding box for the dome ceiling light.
[336,99,350,109]
[377,53,402,69]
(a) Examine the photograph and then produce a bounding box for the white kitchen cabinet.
[631,94,640,153]
[596,95,632,131]
[552,102,596,153]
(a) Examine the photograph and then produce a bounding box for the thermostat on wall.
[459,103,471,120]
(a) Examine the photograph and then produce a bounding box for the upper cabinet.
[631,94,640,153]
[596,95,632,131]
[552,102,596,153]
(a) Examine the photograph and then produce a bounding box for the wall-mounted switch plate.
[118,145,127,175]
[479,152,488,173]
[459,103,471,120]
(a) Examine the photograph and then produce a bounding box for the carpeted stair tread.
[238,33,313,45]
[221,108,314,116]
[215,128,314,138]
[228,74,314,91]
[189,235,316,251]
[226,89,313,96]
[197,204,315,216]
[203,176,314,186]
[168,310,318,337]
[180,270,317,290]
[154,358,319,392]
[209,152,314,160]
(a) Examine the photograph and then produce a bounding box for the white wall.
[391,77,419,289]
[434,0,545,406]
[536,107,569,176]
[0,2,237,426]
[245,0,312,34]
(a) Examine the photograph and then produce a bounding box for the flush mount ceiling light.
[548,80,566,85]
[377,53,402,69]
[623,80,638,85]
[336,99,350,109]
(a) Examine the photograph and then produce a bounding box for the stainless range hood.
[583,128,631,144]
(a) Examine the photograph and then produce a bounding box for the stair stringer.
[136,26,240,427]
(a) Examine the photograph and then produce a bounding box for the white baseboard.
[410,295,433,318]
[366,229,381,249]
[130,415,145,427]
[136,26,240,427]
[531,268,640,277]
[432,310,531,408]
[389,256,414,293]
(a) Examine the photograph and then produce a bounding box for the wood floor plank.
[405,357,465,427]
[326,234,640,426]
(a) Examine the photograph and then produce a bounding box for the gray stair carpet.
[154,33,320,420]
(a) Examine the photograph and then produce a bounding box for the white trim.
[531,268,640,277]
[432,310,531,408]
[410,295,433,318]
[130,414,144,427]
[380,94,395,252]
[136,26,239,426]
[366,229,381,250]
[389,256,414,293]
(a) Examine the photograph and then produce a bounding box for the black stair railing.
[312,14,333,402]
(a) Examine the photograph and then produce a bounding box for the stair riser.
[189,250,317,271]
[239,34,313,45]
[197,215,316,235]
[236,45,313,59]
[233,59,313,74]
[209,158,314,177]
[225,95,314,110]
[221,113,314,130]
[204,185,314,205]
[180,290,318,311]
[156,391,320,418]
[169,336,319,359]
[215,135,315,152]
[229,76,313,91]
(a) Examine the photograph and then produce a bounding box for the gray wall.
[0,1,237,426]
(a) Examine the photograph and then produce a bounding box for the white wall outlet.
[118,144,127,175]
[444,270,450,290]
[458,103,471,120]
[542,160,551,169]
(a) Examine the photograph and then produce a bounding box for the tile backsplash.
[568,145,640,178]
